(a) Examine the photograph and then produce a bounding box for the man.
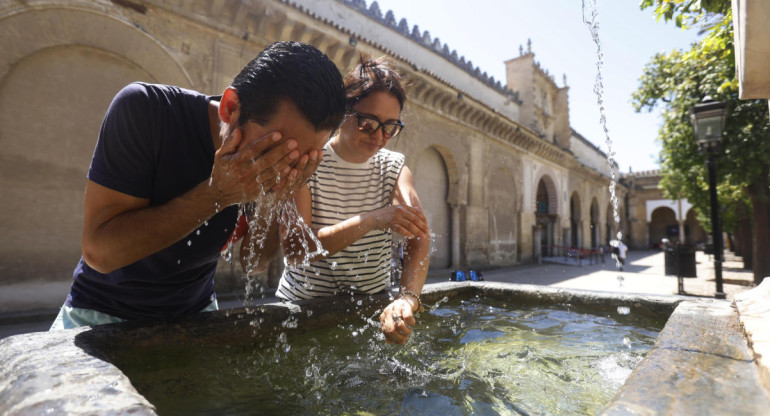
[51,42,346,329]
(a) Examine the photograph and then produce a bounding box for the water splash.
[238,186,328,305]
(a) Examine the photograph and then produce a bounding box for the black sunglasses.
[352,113,405,139]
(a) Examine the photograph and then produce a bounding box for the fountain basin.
[1,282,768,415]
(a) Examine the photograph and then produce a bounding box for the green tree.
[634,0,770,284]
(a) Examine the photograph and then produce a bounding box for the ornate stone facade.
[0,0,630,288]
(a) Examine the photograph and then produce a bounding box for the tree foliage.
[633,0,770,233]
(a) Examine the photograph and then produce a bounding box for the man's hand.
[209,128,301,206]
[269,148,323,205]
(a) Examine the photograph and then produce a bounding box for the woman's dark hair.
[344,55,406,111]
[231,42,346,131]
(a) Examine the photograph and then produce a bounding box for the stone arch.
[606,203,617,244]
[0,6,193,88]
[650,206,677,246]
[412,146,457,269]
[0,6,194,282]
[534,174,559,257]
[534,174,558,216]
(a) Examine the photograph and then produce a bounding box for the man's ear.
[219,87,240,124]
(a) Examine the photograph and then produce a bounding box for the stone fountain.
[1,281,769,415]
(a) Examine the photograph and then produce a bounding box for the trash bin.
[664,245,697,277]
[664,245,697,295]
[675,245,697,278]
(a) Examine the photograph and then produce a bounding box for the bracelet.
[399,288,424,313]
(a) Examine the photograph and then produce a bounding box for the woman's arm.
[281,173,430,265]
[391,166,430,302]
[379,165,431,344]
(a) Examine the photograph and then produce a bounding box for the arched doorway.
[606,203,616,244]
[413,148,451,268]
[0,45,155,281]
[0,6,192,283]
[487,167,517,265]
[650,207,677,247]
[535,176,557,257]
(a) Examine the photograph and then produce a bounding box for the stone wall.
[0,0,628,293]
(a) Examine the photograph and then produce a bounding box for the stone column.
[646,222,651,248]
[464,140,488,266]
[520,212,535,261]
[451,203,461,268]
[577,220,584,248]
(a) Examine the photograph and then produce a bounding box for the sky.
[373,0,702,173]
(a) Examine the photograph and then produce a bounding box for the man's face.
[234,99,331,166]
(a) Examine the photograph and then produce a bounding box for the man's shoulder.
[115,82,204,104]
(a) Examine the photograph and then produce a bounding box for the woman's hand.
[379,297,419,344]
[370,205,430,240]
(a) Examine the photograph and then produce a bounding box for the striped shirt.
[277,142,405,300]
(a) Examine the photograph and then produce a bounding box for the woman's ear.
[219,87,240,123]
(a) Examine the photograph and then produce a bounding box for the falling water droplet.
[623,337,631,348]
[582,0,623,242]
[617,306,630,315]
[187,240,192,246]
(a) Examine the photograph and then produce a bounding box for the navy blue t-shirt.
[67,82,238,321]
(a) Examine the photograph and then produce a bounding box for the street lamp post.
[690,96,728,299]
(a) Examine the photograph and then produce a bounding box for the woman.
[278,56,431,345]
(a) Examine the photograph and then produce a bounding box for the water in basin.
[111,295,663,415]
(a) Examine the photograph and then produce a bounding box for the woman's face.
[333,90,402,163]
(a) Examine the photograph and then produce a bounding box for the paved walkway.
[0,250,758,339]
[426,250,757,301]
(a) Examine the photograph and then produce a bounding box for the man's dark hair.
[231,42,346,131]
